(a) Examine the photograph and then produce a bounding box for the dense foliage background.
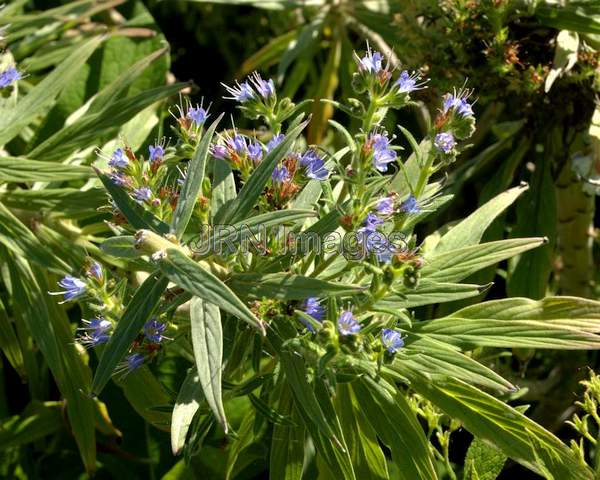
[1,0,599,479]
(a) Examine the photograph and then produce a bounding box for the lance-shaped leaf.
[0,156,92,183]
[190,297,227,433]
[214,116,309,225]
[270,386,305,480]
[230,273,364,300]
[0,402,63,450]
[422,238,545,283]
[157,248,265,334]
[171,368,204,455]
[96,169,170,234]
[0,36,103,146]
[432,184,528,255]
[92,273,169,395]
[403,372,594,479]
[210,158,236,220]
[411,296,600,350]
[172,114,224,238]
[353,377,438,480]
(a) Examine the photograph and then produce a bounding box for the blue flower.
[370,132,397,172]
[272,165,290,184]
[434,132,456,154]
[338,310,360,336]
[231,134,247,154]
[396,70,426,93]
[87,261,102,280]
[187,106,208,126]
[0,66,22,88]
[266,134,285,152]
[52,275,86,301]
[108,171,127,186]
[77,317,112,349]
[149,143,164,163]
[399,195,420,214]
[247,142,263,164]
[358,48,383,73]
[211,144,228,159]
[300,297,325,333]
[442,90,474,117]
[126,353,145,372]
[223,80,255,103]
[132,187,152,203]
[108,148,128,169]
[364,231,394,263]
[360,213,384,233]
[381,328,404,353]
[301,150,328,180]
[376,196,395,215]
[144,319,167,344]
[250,72,275,99]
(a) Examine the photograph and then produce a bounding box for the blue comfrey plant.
[40,43,600,480]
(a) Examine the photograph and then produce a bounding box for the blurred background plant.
[1,0,600,479]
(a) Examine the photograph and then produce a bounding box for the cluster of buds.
[433,87,477,160]
[171,98,209,143]
[352,44,427,108]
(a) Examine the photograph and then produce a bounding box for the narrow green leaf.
[210,157,236,221]
[92,273,169,395]
[96,169,170,234]
[190,297,227,433]
[171,367,204,455]
[157,248,265,333]
[270,386,305,480]
[353,377,438,480]
[100,236,143,258]
[0,36,103,146]
[172,114,224,238]
[0,156,92,182]
[0,401,63,450]
[376,280,489,309]
[214,116,309,224]
[0,298,25,377]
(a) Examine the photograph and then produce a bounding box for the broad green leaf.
[0,36,103,146]
[394,336,515,393]
[463,437,507,480]
[432,185,528,255]
[100,236,143,259]
[422,238,545,283]
[171,367,204,455]
[0,156,92,182]
[376,280,489,309]
[92,273,169,395]
[403,372,593,479]
[270,386,305,480]
[172,114,224,238]
[353,377,438,480]
[336,384,389,480]
[214,116,309,225]
[412,296,600,349]
[190,297,227,433]
[230,273,363,300]
[29,83,187,162]
[96,170,170,234]
[157,248,265,333]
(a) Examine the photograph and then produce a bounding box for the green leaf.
[0,36,103,146]
[404,373,593,479]
[172,114,224,238]
[0,401,63,450]
[100,236,143,259]
[376,280,490,309]
[0,298,25,377]
[92,273,169,395]
[269,386,305,480]
[171,367,204,455]
[336,384,389,480]
[0,188,105,218]
[210,157,236,221]
[0,156,92,182]
[230,273,363,300]
[29,82,187,162]
[412,297,600,350]
[463,437,507,480]
[157,248,265,333]
[214,116,309,224]
[353,377,438,480]
[96,169,170,234]
[432,185,528,255]
[422,238,545,283]
[190,297,227,433]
